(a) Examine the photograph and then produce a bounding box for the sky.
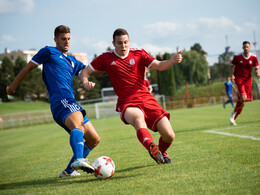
[0,0,260,65]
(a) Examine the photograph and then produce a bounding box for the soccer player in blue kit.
[6,25,100,178]
[223,76,236,108]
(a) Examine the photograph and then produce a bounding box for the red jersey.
[90,48,156,98]
[231,53,259,82]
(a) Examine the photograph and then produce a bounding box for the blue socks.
[65,140,93,174]
[70,128,84,160]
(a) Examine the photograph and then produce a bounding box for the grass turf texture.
[0,100,259,194]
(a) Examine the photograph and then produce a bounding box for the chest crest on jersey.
[71,61,75,68]
[249,60,252,64]
[129,58,135,65]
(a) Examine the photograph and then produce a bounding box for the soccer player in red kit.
[82,28,182,164]
[229,41,260,125]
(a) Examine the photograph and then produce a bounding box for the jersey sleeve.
[89,53,107,71]
[31,46,51,66]
[73,57,86,76]
[254,56,259,68]
[141,49,156,68]
[231,55,237,66]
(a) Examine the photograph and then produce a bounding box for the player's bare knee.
[168,132,175,143]
[133,117,146,129]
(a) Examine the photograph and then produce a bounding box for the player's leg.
[65,111,95,173]
[124,107,164,164]
[156,117,175,164]
[230,82,245,125]
[61,118,100,177]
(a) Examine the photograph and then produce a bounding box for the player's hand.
[6,86,15,95]
[231,75,235,82]
[83,81,95,91]
[172,51,183,64]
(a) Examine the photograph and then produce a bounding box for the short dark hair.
[54,25,70,38]
[113,28,129,41]
[243,41,250,45]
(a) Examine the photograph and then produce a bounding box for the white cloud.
[131,42,175,57]
[144,22,178,38]
[0,0,34,14]
[1,35,15,43]
[81,37,111,56]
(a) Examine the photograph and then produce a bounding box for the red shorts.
[235,79,252,101]
[116,93,170,132]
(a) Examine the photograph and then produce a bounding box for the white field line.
[204,124,260,141]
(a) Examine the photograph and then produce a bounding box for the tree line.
[0,43,234,102]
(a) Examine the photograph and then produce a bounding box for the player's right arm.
[229,63,235,82]
[6,61,37,95]
[80,65,104,91]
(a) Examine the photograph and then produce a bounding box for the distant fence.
[0,110,53,130]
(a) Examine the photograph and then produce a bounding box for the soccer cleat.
[162,152,172,164]
[148,142,165,164]
[71,159,95,173]
[59,170,81,178]
[229,110,237,126]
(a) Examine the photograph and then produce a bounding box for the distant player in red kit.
[229,41,260,125]
[82,28,182,164]
[144,79,153,94]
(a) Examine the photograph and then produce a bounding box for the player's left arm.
[150,51,182,71]
[255,67,260,77]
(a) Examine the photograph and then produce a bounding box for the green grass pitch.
[0,100,259,194]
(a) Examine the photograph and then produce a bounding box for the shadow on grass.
[0,165,153,191]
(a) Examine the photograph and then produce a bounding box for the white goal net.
[94,95,166,119]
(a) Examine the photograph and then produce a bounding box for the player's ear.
[112,41,115,47]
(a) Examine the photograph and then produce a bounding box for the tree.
[191,43,207,55]
[156,52,176,95]
[178,50,208,85]
[0,57,14,101]
[210,51,234,81]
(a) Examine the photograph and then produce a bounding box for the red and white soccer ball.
[92,156,115,179]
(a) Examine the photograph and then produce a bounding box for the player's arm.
[80,65,104,91]
[150,51,182,71]
[255,67,260,77]
[80,66,96,91]
[229,64,235,82]
[6,61,37,95]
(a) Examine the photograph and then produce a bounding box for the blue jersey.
[31,46,86,105]
[224,81,233,96]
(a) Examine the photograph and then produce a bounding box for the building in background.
[0,48,88,65]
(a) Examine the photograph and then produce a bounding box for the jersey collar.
[113,49,129,59]
[242,52,251,60]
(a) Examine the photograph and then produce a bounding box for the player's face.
[112,35,129,57]
[54,33,70,54]
[242,43,251,55]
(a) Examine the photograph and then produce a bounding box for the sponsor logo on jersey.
[129,58,135,65]
[111,61,116,65]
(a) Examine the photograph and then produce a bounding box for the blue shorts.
[51,98,89,134]
[227,93,233,99]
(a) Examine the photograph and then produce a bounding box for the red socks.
[158,136,172,154]
[137,128,172,155]
[136,128,154,150]
[234,100,245,120]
